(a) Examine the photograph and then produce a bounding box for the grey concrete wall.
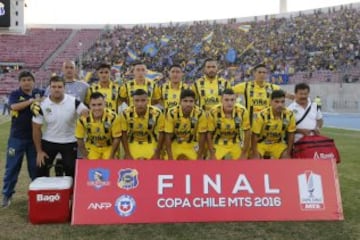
[282,83,360,113]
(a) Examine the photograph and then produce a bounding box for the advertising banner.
[72,159,343,225]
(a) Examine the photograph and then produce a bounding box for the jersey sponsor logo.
[36,193,60,203]
[252,99,268,106]
[297,171,325,210]
[114,195,136,217]
[118,168,139,190]
[87,168,110,190]
[204,97,218,105]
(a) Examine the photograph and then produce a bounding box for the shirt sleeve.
[207,111,216,132]
[85,88,91,106]
[119,85,128,99]
[9,91,20,105]
[197,112,208,133]
[111,115,122,138]
[164,111,175,133]
[152,85,161,101]
[76,102,88,115]
[232,82,245,95]
[156,113,165,132]
[251,113,263,135]
[273,84,281,91]
[241,108,251,131]
[287,112,297,133]
[119,112,128,132]
[75,118,85,139]
[32,114,44,125]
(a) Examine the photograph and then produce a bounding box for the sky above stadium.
[24,0,359,24]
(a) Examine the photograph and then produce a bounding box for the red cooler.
[28,177,73,224]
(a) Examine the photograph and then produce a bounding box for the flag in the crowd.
[192,42,202,54]
[238,24,251,32]
[202,31,214,44]
[160,35,171,47]
[127,48,138,62]
[146,70,163,81]
[187,58,196,66]
[143,43,158,57]
[225,48,237,63]
[111,64,122,73]
[244,41,255,51]
[238,41,255,58]
[84,71,93,82]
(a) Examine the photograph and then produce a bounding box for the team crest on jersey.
[138,123,143,129]
[114,195,136,217]
[226,124,231,130]
[210,89,214,94]
[283,118,289,126]
[172,94,177,99]
[104,121,111,130]
[117,168,139,190]
[191,117,197,126]
[87,168,110,190]
[95,127,100,133]
[45,108,52,114]
[266,87,273,95]
[234,116,241,125]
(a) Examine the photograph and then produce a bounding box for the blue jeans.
[2,137,37,198]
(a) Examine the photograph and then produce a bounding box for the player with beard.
[192,58,230,111]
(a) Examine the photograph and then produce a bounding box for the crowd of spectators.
[82,5,360,83]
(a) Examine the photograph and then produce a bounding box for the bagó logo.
[297,171,325,210]
[87,168,110,190]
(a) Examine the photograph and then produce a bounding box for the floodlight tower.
[280,0,287,13]
[0,0,25,34]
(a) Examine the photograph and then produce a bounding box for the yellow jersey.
[208,104,250,145]
[75,109,121,147]
[192,76,230,111]
[233,81,281,123]
[165,105,207,143]
[252,107,296,144]
[86,81,121,112]
[160,81,189,111]
[120,105,165,143]
[120,78,161,105]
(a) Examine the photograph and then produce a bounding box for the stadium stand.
[1,4,360,96]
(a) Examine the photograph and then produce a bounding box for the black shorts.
[36,140,77,177]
